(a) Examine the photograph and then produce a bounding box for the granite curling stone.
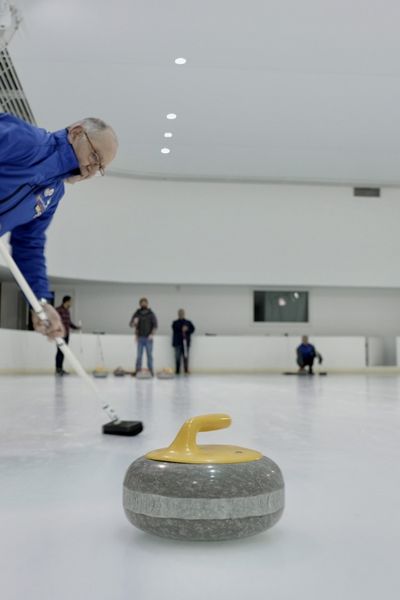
[156,368,175,379]
[123,413,285,541]
[93,366,108,378]
[135,369,153,379]
[113,366,126,377]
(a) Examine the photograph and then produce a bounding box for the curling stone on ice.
[93,366,109,378]
[113,366,127,377]
[136,369,153,379]
[93,332,108,378]
[123,413,285,541]
[156,367,175,379]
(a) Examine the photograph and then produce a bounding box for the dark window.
[253,291,308,323]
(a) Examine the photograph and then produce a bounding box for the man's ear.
[67,124,84,144]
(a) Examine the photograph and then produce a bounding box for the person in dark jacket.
[55,295,81,376]
[297,336,322,374]
[129,297,158,375]
[172,309,195,374]
[0,113,118,339]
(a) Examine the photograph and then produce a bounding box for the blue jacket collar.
[52,128,80,177]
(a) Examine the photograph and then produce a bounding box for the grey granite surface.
[125,511,284,541]
[124,456,284,498]
[123,456,284,541]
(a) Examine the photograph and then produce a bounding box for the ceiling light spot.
[166,113,177,120]
[174,57,187,65]
[164,132,173,138]
[161,148,171,154]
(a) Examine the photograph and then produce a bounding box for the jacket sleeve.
[188,321,195,334]
[9,202,59,301]
[151,312,158,331]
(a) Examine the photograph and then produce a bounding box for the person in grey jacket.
[129,297,158,375]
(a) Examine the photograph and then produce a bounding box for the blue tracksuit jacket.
[0,113,79,299]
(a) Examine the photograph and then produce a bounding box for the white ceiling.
[8,0,400,184]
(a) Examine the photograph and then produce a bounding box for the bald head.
[67,117,118,182]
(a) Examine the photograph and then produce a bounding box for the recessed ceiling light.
[164,132,173,138]
[166,113,177,120]
[174,57,187,65]
[161,148,171,154]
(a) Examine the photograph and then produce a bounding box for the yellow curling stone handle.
[146,413,262,464]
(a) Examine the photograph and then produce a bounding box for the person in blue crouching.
[297,336,323,375]
[0,113,118,338]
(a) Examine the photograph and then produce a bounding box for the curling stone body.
[157,368,175,379]
[113,366,126,377]
[123,414,284,541]
[93,369,108,378]
[136,369,153,379]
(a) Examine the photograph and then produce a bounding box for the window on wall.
[253,291,309,323]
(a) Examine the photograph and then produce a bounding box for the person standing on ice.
[0,113,118,337]
[55,295,81,376]
[129,297,158,376]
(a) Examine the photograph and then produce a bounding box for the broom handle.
[0,237,119,422]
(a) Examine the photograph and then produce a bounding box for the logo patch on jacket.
[34,188,53,217]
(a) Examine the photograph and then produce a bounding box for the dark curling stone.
[113,366,126,377]
[123,413,284,541]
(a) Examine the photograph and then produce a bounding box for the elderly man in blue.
[0,113,118,337]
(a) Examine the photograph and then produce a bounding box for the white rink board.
[0,330,366,372]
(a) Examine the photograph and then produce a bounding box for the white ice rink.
[1,373,399,600]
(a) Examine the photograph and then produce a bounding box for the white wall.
[10,177,398,288]
[2,176,400,364]
[51,281,400,339]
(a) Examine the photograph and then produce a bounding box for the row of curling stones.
[136,368,175,379]
[112,368,175,379]
[123,413,285,541]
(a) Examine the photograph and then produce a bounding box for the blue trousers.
[136,337,153,372]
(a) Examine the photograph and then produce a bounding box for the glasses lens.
[85,132,105,175]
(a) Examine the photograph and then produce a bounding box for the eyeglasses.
[83,131,105,176]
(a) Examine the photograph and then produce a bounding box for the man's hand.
[31,304,65,339]
[130,317,139,329]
